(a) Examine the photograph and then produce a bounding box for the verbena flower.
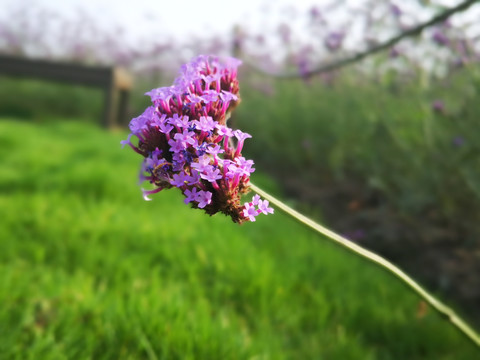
[122,55,273,223]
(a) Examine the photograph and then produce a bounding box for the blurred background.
[1,0,480,357]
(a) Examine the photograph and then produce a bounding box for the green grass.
[0,76,104,122]
[0,119,478,359]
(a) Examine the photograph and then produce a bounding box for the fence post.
[0,54,133,128]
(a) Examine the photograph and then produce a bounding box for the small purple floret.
[196,190,212,208]
[243,202,258,222]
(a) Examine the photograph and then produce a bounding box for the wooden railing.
[0,54,133,128]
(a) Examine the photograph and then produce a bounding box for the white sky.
[5,0,330,40]
[1,0,469,43]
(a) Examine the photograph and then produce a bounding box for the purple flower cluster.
[122,55,273,223]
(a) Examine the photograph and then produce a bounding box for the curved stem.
[250,182,480,348]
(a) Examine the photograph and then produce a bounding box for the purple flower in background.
[432,29,449,47]
[294,46,313,79]
[452,136,465,148]
[325,31,345,52]
[390,3,402,17]
[309,6,322,21]
[389,47,401,58]
[277,23,291,44]
[297,57,310,79]
[122,55,273,224]
[431,99,445,114]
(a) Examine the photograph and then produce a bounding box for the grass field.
[0,118,477,359]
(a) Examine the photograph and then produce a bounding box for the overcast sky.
[5,0,329,40]
[1,0,470,43]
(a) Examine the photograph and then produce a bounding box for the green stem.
[250,182,480,348]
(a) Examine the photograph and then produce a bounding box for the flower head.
[122,55,273,224]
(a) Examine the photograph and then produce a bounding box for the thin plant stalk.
[249,182,480,348]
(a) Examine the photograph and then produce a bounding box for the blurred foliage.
[235,60,480,241]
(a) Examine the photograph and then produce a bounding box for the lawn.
[0,119,477,359]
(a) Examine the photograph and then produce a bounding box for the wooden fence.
[0,54,133,128]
